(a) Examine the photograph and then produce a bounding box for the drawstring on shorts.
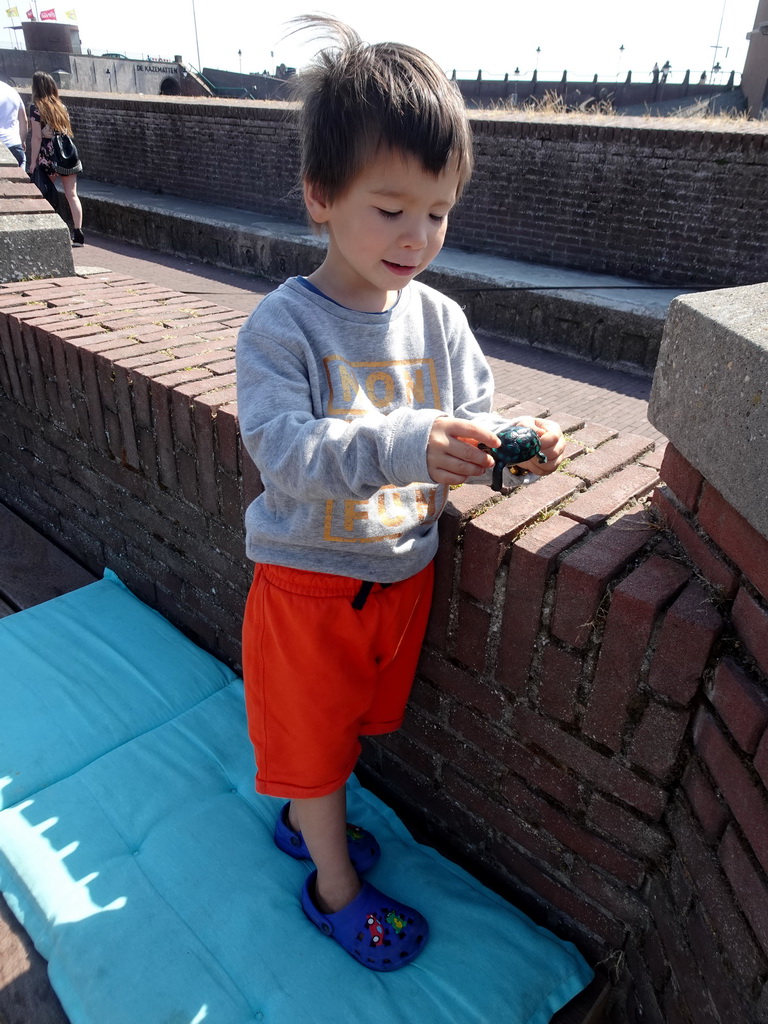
[352,580,391,610]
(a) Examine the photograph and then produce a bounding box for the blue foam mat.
[0,571,593,1023]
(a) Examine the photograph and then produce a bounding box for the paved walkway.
[72,234,664,443]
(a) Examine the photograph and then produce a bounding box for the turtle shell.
[479,425,547,491]
[486,425,544,467]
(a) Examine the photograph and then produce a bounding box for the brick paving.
[72,234,664,443]
[479,333,662,442]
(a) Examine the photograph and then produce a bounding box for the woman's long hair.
[31,71,72,133]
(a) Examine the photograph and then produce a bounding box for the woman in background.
[28,71,84,246]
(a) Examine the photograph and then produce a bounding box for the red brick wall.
[376,437,767,1023]
[0,163,53,217]
[33,91,768,289]
[0,273,253,664]
[0,275,766,1022]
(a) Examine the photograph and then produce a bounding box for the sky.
[4,0,762,84]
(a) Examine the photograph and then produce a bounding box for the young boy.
[236,17,565,972]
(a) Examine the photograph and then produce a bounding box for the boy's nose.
[400,223,428,249]
[399,217,430,250]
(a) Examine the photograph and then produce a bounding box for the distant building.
[742,0,768,116]
[451,2,767,118]
[0,23,296,101]
[454,69,742,116]
[0,42,210,97]
[20,18,81,55]
[0,17,295,100]
[0,19,211,97]
[199,66,293,101]
[1,10,761,116]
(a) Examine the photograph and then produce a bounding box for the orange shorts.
[241,561,434,799]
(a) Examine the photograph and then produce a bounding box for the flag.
[25,6,33,16]
[40,7,56,19]
[65,7,75,19]
[6,6,19,16]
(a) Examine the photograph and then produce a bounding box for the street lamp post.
[659,59,671,101]
[191,0,201,72]
[710,0,726,81]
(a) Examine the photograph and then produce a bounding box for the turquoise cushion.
[0,570,238,809]
[0,572,593,1023]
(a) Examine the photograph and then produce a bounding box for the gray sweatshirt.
[236,277,507,583]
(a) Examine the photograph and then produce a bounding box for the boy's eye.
[430,213,447,223]
[377,208,401,219]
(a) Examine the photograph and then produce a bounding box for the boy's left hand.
[513,416,566,475]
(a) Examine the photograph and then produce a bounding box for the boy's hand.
[427,418,498,485]
[513,416,566,475]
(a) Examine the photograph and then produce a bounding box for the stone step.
[76,179,694,377]
[0,501,95,613]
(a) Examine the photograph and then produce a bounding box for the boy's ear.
[303,179,332,224]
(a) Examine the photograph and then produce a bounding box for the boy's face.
[304,148,461,313]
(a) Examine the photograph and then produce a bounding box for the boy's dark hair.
[289,16,473,203]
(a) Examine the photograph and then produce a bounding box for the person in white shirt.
[0,79,27,169]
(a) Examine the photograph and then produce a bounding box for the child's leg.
[289,788,361,914]
[241,564,433,968]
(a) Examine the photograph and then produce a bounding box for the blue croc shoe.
[274,802,381,874]
[301,871,429,972]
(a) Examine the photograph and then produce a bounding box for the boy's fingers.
[453,442,495,469]
[447,419,500,448]
[429,451,488,483]
[533,417,562,443]
[442,457,486,477]
[517,416,554,438]
[432,469,476,485]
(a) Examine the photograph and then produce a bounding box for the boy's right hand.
[427,417,499,485]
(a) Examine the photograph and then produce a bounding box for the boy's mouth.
[383,260,419,275]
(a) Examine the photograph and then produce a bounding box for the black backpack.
[51,132,82,174]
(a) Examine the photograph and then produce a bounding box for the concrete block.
[0,145,74,282]
[649,283,768,540]
[0,213,74,283]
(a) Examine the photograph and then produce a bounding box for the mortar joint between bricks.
[573,577,615,666]
[619,680,660,755]
[607,502,661,540]
[647,502,733,612]
[626,589,688,721]
[694,695,768,804]
[443,530,468,662]
[618,740,685,799]
[498,816,629,925]
[563,458,645,490]
[573,637,603,733]
[704,636,762,710]
[482,560,510,685]
[525,577,564,710]
[640,711,697,796]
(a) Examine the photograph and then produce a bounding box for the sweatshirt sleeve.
[236,320,444,501]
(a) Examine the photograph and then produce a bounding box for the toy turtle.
[478,425,547,491]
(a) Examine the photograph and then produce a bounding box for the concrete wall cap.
[0,212,74,283]
[649,283,768,539]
